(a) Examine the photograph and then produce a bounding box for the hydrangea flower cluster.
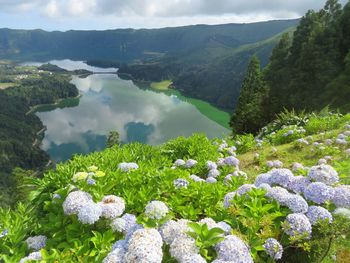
[307,164,339,185]
[185,159,198,168]
[77,202,102,224]
[124,228,163,262]
[145,201,169,220]
[63,190,93,216]
[284,213,312,238]
[99,195,126,219]
[207,169,220,178]
[215,235,253,262]
[174,159,186,167]
[189,174,205,182]
[306,206,333,225]
[263,238,283,260]
[118,162,139,172]
[170,234,199,262]
[26,235,47,251]
[20,252,42,263]
[266,160,283,168]
[332,185,350,208]
[303,182,334,204]
[206,161,217,170]
[173,178,189,189]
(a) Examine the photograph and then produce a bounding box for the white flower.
[124,228,163,263]
[145,201,169,220]
[77,202,102,224]
[170,235,199,262]
[198,217,218,229]
[174,159,186,167]
[20,252,42,263]
[215,235,253,262]
[159,220,190,245]
[185,159,198,168]
[111,218,126,233]
[181,254,206,263]
[99,195,126,219]
[63,190,92,215]
[26,235,47,251]
[206,177,217,183]
[118,162,139,172]
[207,169,220,178]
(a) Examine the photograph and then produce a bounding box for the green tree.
[106,131,120,148]
[230,55,267,134]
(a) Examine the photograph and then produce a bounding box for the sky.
[0,0,347,31]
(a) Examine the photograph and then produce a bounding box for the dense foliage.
[1,112,350,262]
[0,64,79,206]
[231,0,350,134]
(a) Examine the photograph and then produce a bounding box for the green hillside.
[1,111,350,262]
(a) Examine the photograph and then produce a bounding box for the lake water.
[28,60,230,162]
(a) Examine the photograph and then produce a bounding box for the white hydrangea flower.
[185,159,198,168]
[77,202,102,224]
[26,235,47,251]
[198,217,218,229]
[124,228,163,263]
[99,195,126,219]
[189,174,205,182]
[121,213,138,234]
[63,190,92,215]
[20,252,42,263]
[170,235,199,262]
[215,235,253,262]
[145,201,169,220]
[206,177,217,183]
[111,218,126,233]
[174,159,186,167]
[118,162,139,172]
[159,219,191,245]
[181,254,207,263]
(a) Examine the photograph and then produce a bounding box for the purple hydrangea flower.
[307,165,339,185]
[206,161,217,170]
[263,238,283,260]
[332,185,350,208]
[185,159,198,168]
[306,206,333,225]
[286,194,308,213]
[269,168,294,188]
[284,213,312,238]
[303,182,335,204]
[207,169,220,178]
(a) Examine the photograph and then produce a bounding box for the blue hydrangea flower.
[303,182,335,204]
[266,186,290,205]
[287,176,311,194]
[174,159,186,167]
[286,194,308,213]
[207,168,220,178]
[217,221,232,234]
[263,238,283,260]
[332,185,350,208]
[236,184,256,196]
[63,190,92,215]
[269,168,294,188]
[224,156,240,167]
[284,213,312,238]
[0,229,8,238]
[307,165,339,185]
[224,192,236,208]
[87,178,96,185]
[173,178,189,189]
[185,159,198,168]
[20,252,42,263]
[189,174,205,182]
[206,177,217,183]
[255,173,272,187]
[306,206,333,225]
[26,235,47,251]
[206,161,217,170]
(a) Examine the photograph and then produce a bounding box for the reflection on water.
[33,60,230,162]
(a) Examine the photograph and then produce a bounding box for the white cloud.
[44,0,60,18]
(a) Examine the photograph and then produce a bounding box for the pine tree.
[230,55,266,134]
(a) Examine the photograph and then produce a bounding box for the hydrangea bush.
[1,114,350,263]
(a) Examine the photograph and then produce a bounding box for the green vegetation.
[150,80,172,90]
[0,63,79,207]
[0,83,17,89]
[1,112,350,262]
[231,0,350,134]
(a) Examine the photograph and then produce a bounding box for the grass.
[150,80,173,90]
[0,83,16,90]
